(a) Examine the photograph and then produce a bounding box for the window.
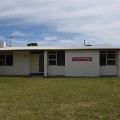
[6,55,13,66]
[0,53,13,66]
[57,51,65,66]
[48,51,57,65]
[48,51,65,66]
[100,50,116,66]
[49,60,56,65]
[0,55,5,65]
[100,54,106,66]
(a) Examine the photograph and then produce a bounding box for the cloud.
[11,31,26,37]
[44,36,61,41]
[0,35,5,40]
[0,0,120,46]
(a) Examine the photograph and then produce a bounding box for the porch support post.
[44,51,48,77]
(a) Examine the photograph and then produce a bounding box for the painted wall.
[48,66,65,76]
[0,51,30,75]
[65,50,100,77]
[100,66,117,76]
[0,50,119,77]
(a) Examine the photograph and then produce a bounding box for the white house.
[0,46,120,77]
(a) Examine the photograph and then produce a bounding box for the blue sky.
[0,0,120,47]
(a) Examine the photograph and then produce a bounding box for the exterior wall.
[100,66,117,76]
[0,49,119,77]
[48,66,65,76]
[65,50,100,77]
[0,51,30,75]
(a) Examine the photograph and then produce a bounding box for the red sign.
[72,57,92,61]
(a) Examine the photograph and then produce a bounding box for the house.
[0,46,120,77]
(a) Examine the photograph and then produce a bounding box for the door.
[39,55,44,75]
[30,54,39,73]
[30,54,44,76]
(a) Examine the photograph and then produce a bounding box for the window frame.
[100,50,116,66]
[0,55,5,66]
[48,51,57,65]
[57,51,65,66]
[0,53,13,66]
[48,51,65,66]
[6,55,13,66]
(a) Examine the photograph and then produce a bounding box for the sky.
[0,0,120,47]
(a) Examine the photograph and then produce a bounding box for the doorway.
[39,54,44,75]
[30,51,44,76]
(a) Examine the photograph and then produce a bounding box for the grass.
[0,77,119,120]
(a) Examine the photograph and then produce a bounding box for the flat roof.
[0,46,120,51]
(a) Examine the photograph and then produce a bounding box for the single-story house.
[0,46,120,77]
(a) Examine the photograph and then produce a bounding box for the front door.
[39,55,44,75]
[30,52,44,76]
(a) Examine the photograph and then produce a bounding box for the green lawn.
[0,77,119,120]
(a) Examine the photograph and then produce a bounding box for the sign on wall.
[72,57,92,61]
